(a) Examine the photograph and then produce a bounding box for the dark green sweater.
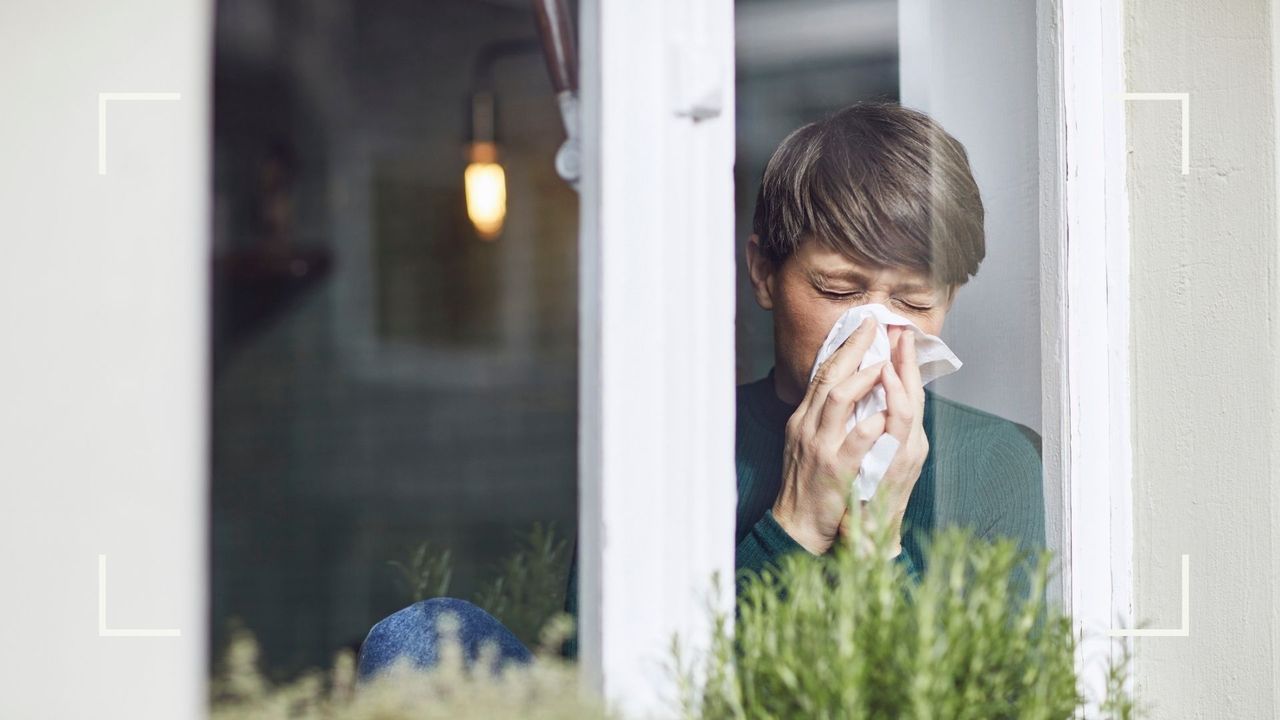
[563,371,1046,656]
[733,370,1045,579]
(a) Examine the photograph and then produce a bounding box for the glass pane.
[211,0,579,681]
[735,0,1055,599]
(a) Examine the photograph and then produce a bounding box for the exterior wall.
[1126,0,1279,716]
[0,1,209,717]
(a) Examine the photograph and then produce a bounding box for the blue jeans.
[357,598,532,680]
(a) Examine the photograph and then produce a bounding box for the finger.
[880,361,913,442]
[836,409,887,467]
[814,359,889,446]
[887,325,904,356]
[806,315,879,418]
[897,330,925,411]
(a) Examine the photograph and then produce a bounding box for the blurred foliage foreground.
[211,514,1137,719]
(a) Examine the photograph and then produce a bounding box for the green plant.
[1099,636,1139,720]
[390,523,571,648]
[387,541,454,603]
[220,517,1137,718]
[677,499,1136,720]
[210,524,582,718]
[473,522,571,646]
[211,616,606,720]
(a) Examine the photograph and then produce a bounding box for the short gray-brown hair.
[751,101,986,291]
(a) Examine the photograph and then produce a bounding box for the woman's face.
[746,235,954,405]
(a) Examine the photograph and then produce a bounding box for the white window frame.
[1045,0,1135,708]
[575,0,1134,713]
[576,0,738,715]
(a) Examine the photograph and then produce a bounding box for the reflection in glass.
[211,0,578,678]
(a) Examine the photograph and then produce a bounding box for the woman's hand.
[771,316,893,555]
[839,326,930,558]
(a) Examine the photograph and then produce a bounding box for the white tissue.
[808,303,962,501]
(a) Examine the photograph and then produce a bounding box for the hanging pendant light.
[463,13,577,240]
[464,91,505,241]
[464,143,505,240]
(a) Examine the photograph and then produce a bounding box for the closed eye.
[820,290,932,313]
[894,299,933,313]
[819,289,864,302]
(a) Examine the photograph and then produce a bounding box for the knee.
[357,598,530,680]
[358,598,469,677]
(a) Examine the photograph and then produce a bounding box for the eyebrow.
[808,268,938,295]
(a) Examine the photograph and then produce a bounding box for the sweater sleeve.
[735,508,808,578]
[975,428,1046,554]
[975,426,1048,602]
[894,543,921,583]
[736,509,920,585]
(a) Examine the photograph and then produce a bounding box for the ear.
[746,234,779,311]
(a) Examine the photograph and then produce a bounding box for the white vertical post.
[578,0,737,714]
[1057,0,1134,710]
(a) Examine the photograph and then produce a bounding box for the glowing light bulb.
[465,141,506,240]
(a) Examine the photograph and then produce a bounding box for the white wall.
[0,2,209,717]
[898,0,1042,434]
[1126,0,1279,717]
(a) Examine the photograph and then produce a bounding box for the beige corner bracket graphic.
[1107,554,1189,637]
[98,554,181,637]
[97,92,181,175]
[1122,92,1190,175]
